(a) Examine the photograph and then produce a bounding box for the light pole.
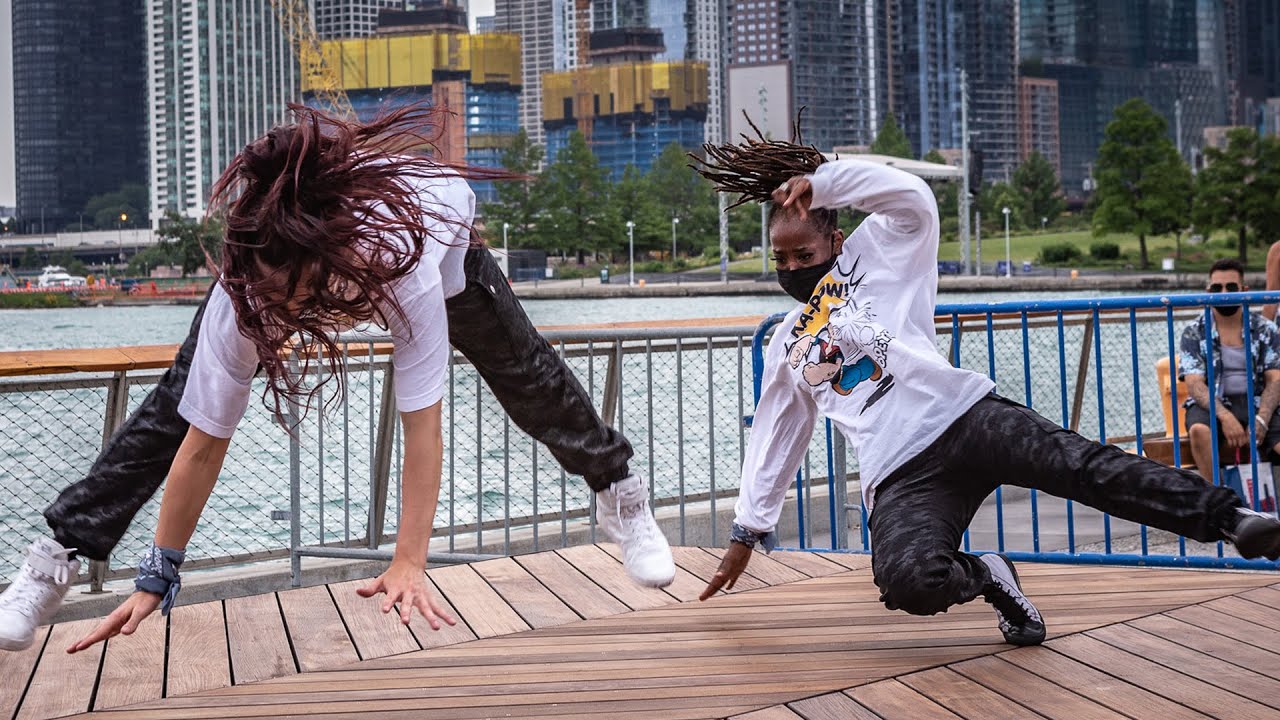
[1002,206,1011,279]
[502,222,510,277]
[1041,216,1047,232]
[670,217,679,261]
[626,221,635,286]
[975,210,982,277]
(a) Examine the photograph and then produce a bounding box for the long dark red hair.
[207,103,504,422]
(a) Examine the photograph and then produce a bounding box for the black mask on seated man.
[1217,305,1241,317]
[776,257,837,303]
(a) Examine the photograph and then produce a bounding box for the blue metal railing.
[751,291,1280,570]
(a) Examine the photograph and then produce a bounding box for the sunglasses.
[1207,283,1241,293]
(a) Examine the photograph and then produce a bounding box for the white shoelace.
[615,494,662,545]
[1,567,59,618]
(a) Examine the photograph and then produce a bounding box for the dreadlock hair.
[207,102,509,425]
[688,108,840,237]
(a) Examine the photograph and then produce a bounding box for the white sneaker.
[0,538,80,651]
[595,475,676,588]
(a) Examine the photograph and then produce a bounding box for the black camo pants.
[870,394,1242,616]
[44,248,632,560]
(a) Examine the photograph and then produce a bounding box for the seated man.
[1180,259,1280,479]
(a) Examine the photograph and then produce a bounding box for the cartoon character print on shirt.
[786,256,896,413]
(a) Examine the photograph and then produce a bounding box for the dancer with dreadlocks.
[0,105,675,654]
[693,119,1280,645]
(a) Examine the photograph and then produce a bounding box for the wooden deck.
[2,546,1278,719]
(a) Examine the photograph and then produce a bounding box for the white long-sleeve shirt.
[178,171,475,438]
[734,159,995,534]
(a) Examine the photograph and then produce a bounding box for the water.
[0,289,1120,350]
[1,287,1153,579]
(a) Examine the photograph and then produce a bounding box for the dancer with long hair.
[0,105,674,653]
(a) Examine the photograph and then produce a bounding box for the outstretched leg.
[444,248,673,586]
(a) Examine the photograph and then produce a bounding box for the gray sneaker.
[0,538,80,651]
[980,553,1046,646]
[1225,508,1280,560]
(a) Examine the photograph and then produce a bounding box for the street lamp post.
[1002,206,1011,279]
[670,217,679,261]
[626,221,636,286]
[502,222,510,277]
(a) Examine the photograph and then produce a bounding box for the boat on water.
[36,265,87,288]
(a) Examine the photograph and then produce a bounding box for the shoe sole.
[1238,531,1280,561]
[0,634,35,652]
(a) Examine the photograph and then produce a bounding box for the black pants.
[870,394,1242,617]
[44,248,632,560]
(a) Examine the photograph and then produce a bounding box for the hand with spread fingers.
[772,176,814,221]
[699,541,753,601]
[357,559,456,629]
[68,591,162,654]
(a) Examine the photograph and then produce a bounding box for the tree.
[980,182,1025,232]
[648,143,719,257]
[605,164,664,256]
[1092,98,1191,269]
[532,132,612,261]
[870,111,912,159]
[154,212,223,275]
[1011,151,1066,229]
[1194,130,1280,263]
[83,183,148,230]
[480,129,544,247]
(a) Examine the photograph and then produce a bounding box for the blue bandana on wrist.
[135,544,186,615]
[730,522,778,553]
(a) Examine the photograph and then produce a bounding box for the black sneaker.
[979,553,1046,646]
[1225,508,1280,560]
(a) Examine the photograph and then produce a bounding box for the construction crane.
[573,0,593,142]
[270,0,355,118]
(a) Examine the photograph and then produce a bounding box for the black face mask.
[1217,305,1241,317]
[777,257,837,303]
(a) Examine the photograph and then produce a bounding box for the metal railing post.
[369,364,396,549]
[85,370,131,593]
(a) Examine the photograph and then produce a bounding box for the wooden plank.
[513,550,630,619]
[166,601,231,697]
[846,679,963,719]
[94,612,167,710]
[427,564,530,638]
[596,543,709,603]
[555,544,676,610]
[812,552,872,570]
[789,691,881,720]
[225,593,296,685]
[1238,585,1280,608]
[702,547,809,586]
[900,667,1047,719]
[407,575,482,650]
[1129,614,1280,679]
[1200,595,1280,631]
[17,619,103,720]
[1167,603,1280,650]
[471,557,580,628]
[277,585,359,672]
[949,655,1126,720]
[670,546,767,592]
[1000,647,1211,720]
[1046,634,1272,718]
[0,625,48,719]
[730,705,808,720]
[1087,623,1280,705]
[767,550,848,577]
[326,580,422,659]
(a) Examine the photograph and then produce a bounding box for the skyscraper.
[314,0,405,39]
[494,0,571,148]
[146,1,297,222]
[12,0,147,233]
[725,0,876,151]
[1224,0,1280,127]
[1018,76,1061,177]
[1020,0,1229,195]
[891,0,1018,181]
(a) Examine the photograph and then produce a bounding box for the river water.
[2,287,1189,580]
